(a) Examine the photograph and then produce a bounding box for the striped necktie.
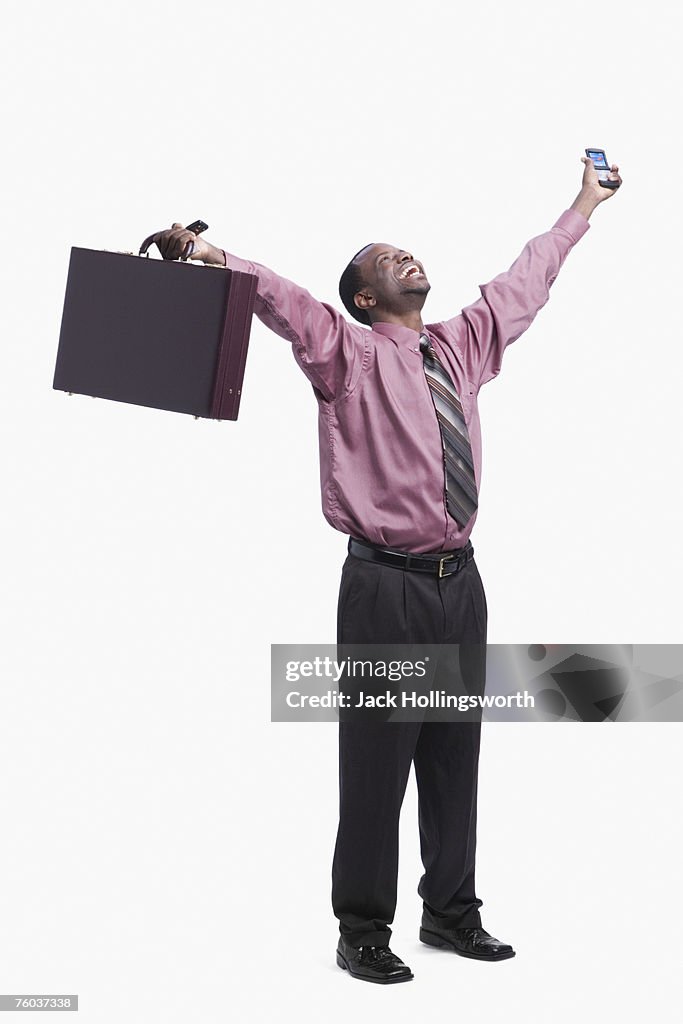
[420,333,478,529]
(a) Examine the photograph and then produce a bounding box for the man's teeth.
[400,265,420,279]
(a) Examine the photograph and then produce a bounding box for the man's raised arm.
[434,157,622,392]
[139,224,366,403]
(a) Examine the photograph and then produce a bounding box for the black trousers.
[331,543,488,948]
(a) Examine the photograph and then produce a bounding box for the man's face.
[353,243,431,319]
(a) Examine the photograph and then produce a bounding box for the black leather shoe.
[419,924,515,961]
[336,936,414,984]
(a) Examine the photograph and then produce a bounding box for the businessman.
[141,154,622,984]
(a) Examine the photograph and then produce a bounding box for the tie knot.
[419,334,432,354]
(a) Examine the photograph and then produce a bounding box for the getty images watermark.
[271,645,683,722]
[282,653,532,713]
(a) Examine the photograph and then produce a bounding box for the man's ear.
[354,290,376,313]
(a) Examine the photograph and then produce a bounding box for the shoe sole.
[336,950,414,983]
[419,927,516,961]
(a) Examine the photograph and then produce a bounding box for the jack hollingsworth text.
[285,691,535,710]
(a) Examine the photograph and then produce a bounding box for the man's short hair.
[339,245,374,326]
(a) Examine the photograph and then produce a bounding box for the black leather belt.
[348,537,474,579]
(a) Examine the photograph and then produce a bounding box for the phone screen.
[586,149,609,169]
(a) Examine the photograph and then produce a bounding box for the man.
[141,154,622,984]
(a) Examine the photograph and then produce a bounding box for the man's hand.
[571,157,622,220]
[580,155,622,201]
[138,222,226,265]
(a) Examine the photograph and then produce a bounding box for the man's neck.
[369,310,424,332]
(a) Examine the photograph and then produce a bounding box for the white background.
[2,1,682,1020]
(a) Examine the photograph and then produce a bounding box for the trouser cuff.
[339,926,391,948]
[422,903,483,931]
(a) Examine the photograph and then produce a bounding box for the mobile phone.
[185,219,209,234]
[585,149,619,190]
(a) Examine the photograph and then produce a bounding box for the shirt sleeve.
[219,249,366,403]
[435,209,591,391]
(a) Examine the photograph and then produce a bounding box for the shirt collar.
[371,321,426,346]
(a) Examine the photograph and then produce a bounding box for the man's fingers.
[177,233,195,259]
[169,232,195,260]
[139,224,199,259]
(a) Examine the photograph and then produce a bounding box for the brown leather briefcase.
[53,247,258,420]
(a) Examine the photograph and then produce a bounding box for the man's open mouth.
[397,263,423,281]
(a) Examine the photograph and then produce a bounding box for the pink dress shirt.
[221,208,590,554]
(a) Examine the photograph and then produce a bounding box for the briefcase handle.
[137,220,209,259]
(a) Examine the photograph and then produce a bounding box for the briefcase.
[53,247,258,420]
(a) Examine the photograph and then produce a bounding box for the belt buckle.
[438,553,456,578]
